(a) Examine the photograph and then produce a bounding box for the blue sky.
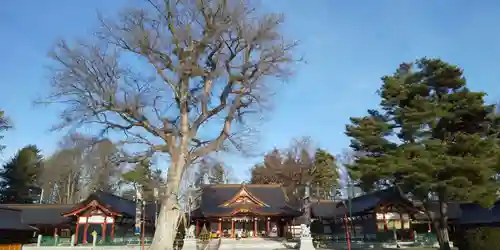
[1,0,500,181]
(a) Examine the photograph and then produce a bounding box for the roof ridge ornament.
[219,185,269,207]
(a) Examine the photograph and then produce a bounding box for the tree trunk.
[149,154,186,250]
[149,193,182,250]
[435,201,451,250]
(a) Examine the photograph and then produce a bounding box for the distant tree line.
[0,132,165,204]
[0,129,235,205]
[249,137,342,203]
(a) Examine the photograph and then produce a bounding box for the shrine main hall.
[190,184,303,238]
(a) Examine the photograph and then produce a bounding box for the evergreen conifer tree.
[346,58,500,250]
[0,145,43,203]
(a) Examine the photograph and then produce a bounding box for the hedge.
[456,226,500,250]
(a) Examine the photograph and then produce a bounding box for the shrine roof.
[193,184,302,217]
[310,200,343,218]
[314,187,415,219]
[0,207,38,231]
[0,204,73,225]
[66,191,159,220]
[347,187,413,214]
[459,200,500,225]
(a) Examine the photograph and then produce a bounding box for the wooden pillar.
[83,223,89,243]
[382,208,388,232]
[266,218,270,236]
[231,220,235,238]
[254,219,257,237]
[111,217,115,240]
[196,220,200,235]
[102,215,107,241]
[400,213,403,229]
[285,221,288,238]
[75,220,80,245]
[218,219,222,237]
[352,216,357,237]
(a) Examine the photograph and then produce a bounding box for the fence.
[34,234,213,250]
[312,232,439,249]
[39,236,72,246]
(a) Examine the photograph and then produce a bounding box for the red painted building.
[190,184,302,238]
[0,191,159,245]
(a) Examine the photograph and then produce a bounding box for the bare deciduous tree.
[194,157,235,185]
[40,134,123,204]
[41,0,298,248]
[0,110,12,153]
[336,149,365,197]
[250,137,315,202]
[82,138,123,194]
[336,149,359,166]
[40,134,88,204]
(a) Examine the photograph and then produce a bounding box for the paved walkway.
[205,239,222,250]
[218,238,294,250]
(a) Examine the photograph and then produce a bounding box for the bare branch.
[39,1,299,246]
[41,0,298,166]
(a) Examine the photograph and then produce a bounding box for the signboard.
[78,217,87,224]
[376,212,409,220]
[376,212,398,220]
[87,215,105,224]
[232,216,252,221]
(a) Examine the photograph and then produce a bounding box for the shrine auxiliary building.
[190,184,302,238]
[0,183,471,245]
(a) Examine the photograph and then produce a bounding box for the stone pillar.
[36,234,42,247]
[70,234,76,247]
[184,225,197,250]
[92,233,97,247]
[299,224,315,250]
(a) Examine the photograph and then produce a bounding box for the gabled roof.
[64,191,158,221]
[0,204,73,225]
[310,200,343,218]
[0,208,37,231]
[346,186,414,215]
[193,184,302,217]
[220,185,269,207]
[315,187,416,219]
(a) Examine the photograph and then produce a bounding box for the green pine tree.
[122,159,165,201]
[346,58,500,250]
[311,148,339,199]
[0,145,43,203]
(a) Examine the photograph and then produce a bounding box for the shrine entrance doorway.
[233,216,255,238]
[231,215,257,238]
